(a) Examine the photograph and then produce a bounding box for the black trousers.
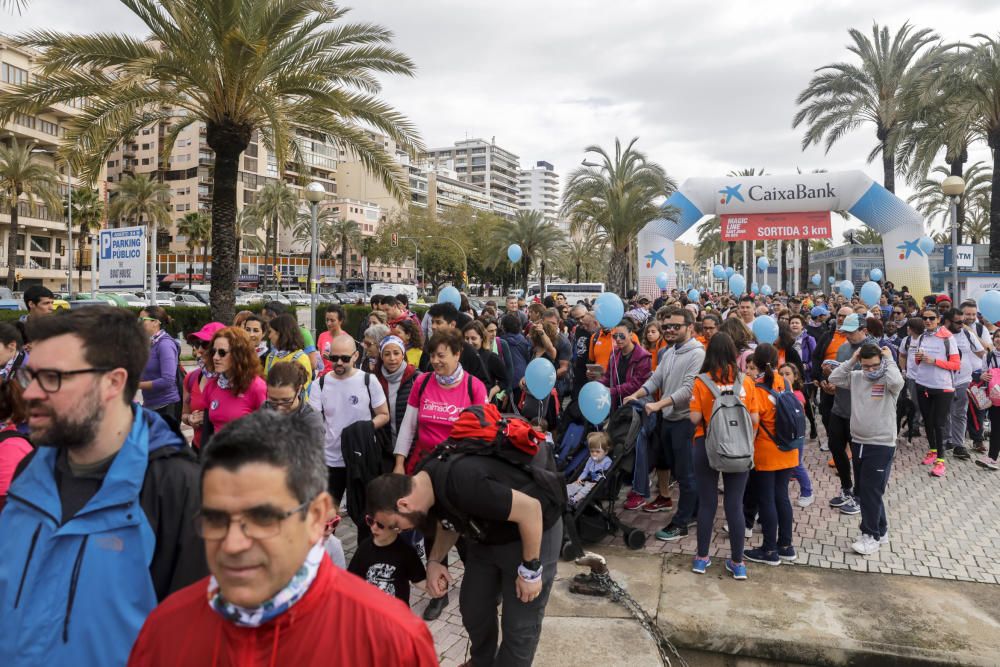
[916,385,952,455]
[850,442,894,539]
[827,413,853,494]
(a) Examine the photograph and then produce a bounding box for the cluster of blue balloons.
[712,265,726,280]
[981,291,1000,323]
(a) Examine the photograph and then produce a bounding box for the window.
[39,120,59,135]
[1,63,28,85]
[14,113,35,129]
[141,158,151,166]
[141,143,151,150]
[243,157,257,172]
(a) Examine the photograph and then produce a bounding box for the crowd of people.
[0,279,994,666]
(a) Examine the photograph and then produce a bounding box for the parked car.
[173,293,208,308]
[282,290,311,306]
[155,291,176,307]
[258,291,292,306]
[115,293,149,308]
[178,286,211,305]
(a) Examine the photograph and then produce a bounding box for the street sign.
[99,225,145,289]
[944,245,975,268]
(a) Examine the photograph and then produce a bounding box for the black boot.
[422,594,448,621]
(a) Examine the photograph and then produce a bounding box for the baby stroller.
[560,404,646,560]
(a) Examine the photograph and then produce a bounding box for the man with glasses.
[0,307,206,667]
[623,308,704,537]
[128,410,437,666]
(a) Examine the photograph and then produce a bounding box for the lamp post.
[31,147,72,297]
[425,234,467,290]
[303,181,327,336]
[942,175,966,304]
[400,236,420,287]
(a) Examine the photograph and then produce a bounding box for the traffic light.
[391,232,399,248]
[461,271,468,284]
[15,272,22,283]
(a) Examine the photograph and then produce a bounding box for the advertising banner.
[99,225,146,290]
[637,227,676,298]
[719,211,831,241]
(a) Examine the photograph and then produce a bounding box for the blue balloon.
[687,288,700,301]
[838,280,855,298]
[917,236,935,255]
[981,290,1000,324]
[656,272,669,289]
[725,266,735,278]
[811,274,821,287]
[828,276,836,285]
[750,282,759,294]
[729,274,746,295]
[507,244,522,263]
[712,264,726,280]
[579,381,612,425]
[757,257,769,272]
[761,284,773,296]
[594,292,624,329]
[860,281,881,307]
[525,357,557,401]
[869,268,883,282]
[437,286,461,308]
[751,315,779,345]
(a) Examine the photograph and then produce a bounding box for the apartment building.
[517,160,561,226]
[0,36,102,292]
[423,138,520,209]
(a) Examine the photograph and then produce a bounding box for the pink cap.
[186,322,226,343]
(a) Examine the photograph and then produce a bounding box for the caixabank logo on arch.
[716,180,839,211]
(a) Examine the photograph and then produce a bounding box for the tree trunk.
[340,235,347,287]
[575,261,581,284]
[990,140,1000,272]
[881,140,895,194]
[540,260,546,296]
[6,195,19,290]
[77,233,85,292]
[206,120,251,323]
[202,243,208,284]
[608,248,627,296]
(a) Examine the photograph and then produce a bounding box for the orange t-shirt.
[823,332,847,361]
[645,339,667,371]
[748,375,800,471]
[689,371,757,439]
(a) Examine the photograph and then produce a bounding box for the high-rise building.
[517,160,560,225]
[423,138,520,209]
[0,36,102,292]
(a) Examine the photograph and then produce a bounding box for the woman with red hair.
[200,327,266,439]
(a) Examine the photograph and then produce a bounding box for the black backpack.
[757,381,806,452]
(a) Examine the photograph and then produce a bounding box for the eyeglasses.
[268,395,297,407]
[328,354,353,364]
[138,316,158,323]
[365,514,402,532]
[662,323,684,331]
[611,333,628,340]
[194,498,312,541]
[893,311,903,316]
[193,340,210,349]
[16,366,112,393]
[211,348,229,358]
[922,316,938,321]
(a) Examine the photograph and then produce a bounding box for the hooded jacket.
[599,343,652,407]
[0,407,206,667]
[498,331,532,386]
[641,337,705,421]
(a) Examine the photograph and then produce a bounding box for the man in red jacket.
[128,410,437,667]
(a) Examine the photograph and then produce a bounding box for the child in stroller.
[566,432,612,507]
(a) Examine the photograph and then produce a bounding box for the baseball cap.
[935,294,952,305]
[838,313,862,332]
[810,305,829,317]
[186,321,226,344]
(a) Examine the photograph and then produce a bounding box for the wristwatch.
[521,558,542,572]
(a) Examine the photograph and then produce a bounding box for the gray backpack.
[699,372,755,473]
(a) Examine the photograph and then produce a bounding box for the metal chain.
[593,572,689,667]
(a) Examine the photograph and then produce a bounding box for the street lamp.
[303,181,326,336]
[942,175,966,304]
[399,236,420,287]
[425,235,467,290]
[31,147,73,298]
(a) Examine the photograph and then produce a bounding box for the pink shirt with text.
[406,372,487,472]
[203,376,267,432]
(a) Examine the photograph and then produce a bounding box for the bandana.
[435,364,464,387]
[379,335,406,354]
[197,358,217,380]
[863,358,888,381]
[216,374,231,390]
[207,540,324,628]
[271,349,291,360]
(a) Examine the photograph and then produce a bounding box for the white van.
[370,282,419,304]
[527,282,606,303]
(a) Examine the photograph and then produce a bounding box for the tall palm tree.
[68,186,105,292]
[0,0,421,322]
[490,211,564,294]
[177,211,211,287]
[0,139,62,288]
[244,181,298,291]
[793,22,938,193]
[561,237,591,284]
[237,210,265,256]
[908,162,993,243]
[562,137,675,295]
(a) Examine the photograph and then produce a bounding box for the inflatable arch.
[638,170,930,299]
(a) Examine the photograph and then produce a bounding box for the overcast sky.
[6,0,1000,242]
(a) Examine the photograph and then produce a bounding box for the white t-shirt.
[954,328,985,386]
[309,371,387,467]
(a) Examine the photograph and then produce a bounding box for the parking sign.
[98,226,146,289]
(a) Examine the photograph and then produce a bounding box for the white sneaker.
[851,534,880,556]
[879,532,889,545]
[818,438,829,452]
[797,494,815,508]
[722,523,753,539]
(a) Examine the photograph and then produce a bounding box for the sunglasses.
[662,323,684,330]
[364,515,401,532]
[211,348,229,357]
[193,340,209,349]
[893,311,903,315]
[922,316,937,321]
[611,333,628,340]
[328,354,353,364]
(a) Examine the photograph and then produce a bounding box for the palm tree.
[490,211,564,294]
[908,162,992,243]
[0,0,421,322]
[108,174,170,296]
[793,23,938,193]
[237,210,264,256]
[0,139,62,288]
[693,217,728,267]
[177,211,211,287]
[68,187,105,292]
[244,181,298,291]
[294,212,361,287]
[561,237,591,284]
[562,137,675,295]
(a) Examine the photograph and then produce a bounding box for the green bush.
[336,303,428,340]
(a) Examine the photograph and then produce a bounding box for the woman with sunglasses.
[264,314,313,392]
[137,307,181,423]
[201,327,266,440]
[181,322,225,449]
[597,319,651,411]
[908,308,960,477]
[263,361,323,435]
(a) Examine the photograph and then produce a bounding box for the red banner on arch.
[720,211,831,241]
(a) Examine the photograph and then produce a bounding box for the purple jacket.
[599,344,652,406]
[142,333,180,409]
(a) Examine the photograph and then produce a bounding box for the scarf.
[0,352,20,383]
[435,364,464,387]
[864,358,888,381]
[197,358,217,380]
[216,374,231,390]
[255,341,269,358]
[381,363,406,431]
[150,329,169,346]
[271,349,291,360]
[207,540,324,628]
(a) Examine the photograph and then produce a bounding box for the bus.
[527,282,606,303]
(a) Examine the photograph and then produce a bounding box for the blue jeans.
[660,418,697,529]
[791,459,812,497]
[746,468,794,553]
[693,437,747,561]
[850,443,894,539]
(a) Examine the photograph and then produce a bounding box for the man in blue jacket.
[0,306,206,667]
